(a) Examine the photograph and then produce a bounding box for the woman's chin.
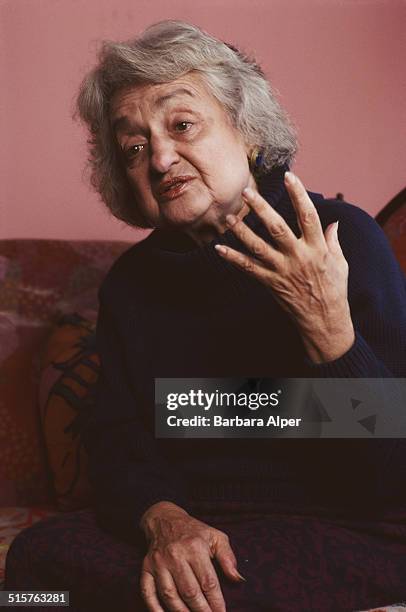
[161,203,213,230]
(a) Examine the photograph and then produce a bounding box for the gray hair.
[76,20,298,228]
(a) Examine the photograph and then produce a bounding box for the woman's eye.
[124,144,145,159]
[174,121,192,132]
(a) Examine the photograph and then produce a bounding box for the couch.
[0,197,405,604]
[0,239,132,587]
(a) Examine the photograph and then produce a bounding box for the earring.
[249,147,263,172]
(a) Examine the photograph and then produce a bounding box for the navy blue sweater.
[83,165,406,542]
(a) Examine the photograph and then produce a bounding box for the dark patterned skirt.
[5,505,406,611]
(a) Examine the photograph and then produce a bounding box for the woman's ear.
[247,147,257,172]
[247,145,259,170]
[250,148,264,171]
[246,147,260,190]
[247,147,264,179]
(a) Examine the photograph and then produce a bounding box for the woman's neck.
[183,199,251,247]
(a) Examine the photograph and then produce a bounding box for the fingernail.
[235,571,246,582]
[334,221,339,240]
[284,171,296,185]
[242,187,254,198]
[225,214,237,227]
[215,244,227,255]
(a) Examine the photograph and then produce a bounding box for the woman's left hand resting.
[215,171,355,364]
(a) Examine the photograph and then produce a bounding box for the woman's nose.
[150,136,180,174]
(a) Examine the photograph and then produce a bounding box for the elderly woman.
[6,19,406,612]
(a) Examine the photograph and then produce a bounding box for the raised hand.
[215,171,355,364]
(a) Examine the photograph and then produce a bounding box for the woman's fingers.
[142,560,222,612]
[156,561,224,612]
[283,171,324,246]
[241,186,297,252]
[154,566,191,611]
[215,244,273,285]
[180,560,225,612]
[324,221,344,257]
[140,569,165,612]
[225,213,283,268]
[226,173,326,262]
[216,172,353,364]
[213,534,244,583]
[189,556,227,612]
[140,516,238,612]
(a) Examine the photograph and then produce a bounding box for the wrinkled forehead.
[110,73,224,132]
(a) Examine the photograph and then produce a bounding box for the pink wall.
[1,0,405,241]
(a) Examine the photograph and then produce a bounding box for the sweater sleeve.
[82,283,191,543]
[305,203,406,378]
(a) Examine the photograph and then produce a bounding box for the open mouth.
[158,176,195,200]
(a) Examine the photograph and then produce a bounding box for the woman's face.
[111,73,253,235]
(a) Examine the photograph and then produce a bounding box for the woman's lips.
[157,177,195,202]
